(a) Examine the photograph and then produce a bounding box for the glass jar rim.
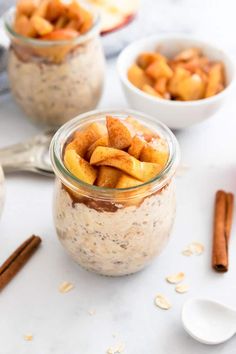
[50,109,180,200]
[3,6,101,47]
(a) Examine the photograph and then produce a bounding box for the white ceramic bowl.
[117,35,235,129]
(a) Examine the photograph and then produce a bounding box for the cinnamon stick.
[212,190,234,272]
[0,235,41,291]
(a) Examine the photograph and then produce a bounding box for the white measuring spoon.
[182,298,236,345]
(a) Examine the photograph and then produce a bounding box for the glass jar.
[0,165,5,219]
[4,7,105,127]
[50,109,180,276]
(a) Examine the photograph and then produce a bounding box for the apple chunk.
[205,63,224,98]
[90,146,125,164]
[64,148,97,185]
[146,60,173,80]
[137,52,166,70]
[177,74,205,101]
[125,116,158,141]
[106,116,134,149]
[86,135,109,160]
[116,174,142,188]
[96,166,121,188]
[127,64,153,89]
[140,140,169,167]
[90,147,162,182]
[73,122,106,157]
[128,135,145,159]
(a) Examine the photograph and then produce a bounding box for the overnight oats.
[50,110,180,276]
[4,0,105,127]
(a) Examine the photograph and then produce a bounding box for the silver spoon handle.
[0,130,55,174]
[0,141,36,172]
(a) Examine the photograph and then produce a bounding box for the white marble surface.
[1,1,236,353]
[0,59,236,354]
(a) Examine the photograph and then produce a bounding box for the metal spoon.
[182,298,236,345]
[0,130,55,177]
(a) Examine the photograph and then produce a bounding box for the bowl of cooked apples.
[117,35,235,129]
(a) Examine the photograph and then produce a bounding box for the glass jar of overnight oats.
[50,110,180,276]
[4,7,105,127]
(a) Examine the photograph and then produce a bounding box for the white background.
[1,1,236,353]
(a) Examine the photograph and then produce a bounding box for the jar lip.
[3,6,100,47]
[50,109,180,199]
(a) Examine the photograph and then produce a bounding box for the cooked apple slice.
[41,28,79,40]
[154,77,168,95]
[14,15,37,37]
[128,64,153,89]
[168,67,191,97]
[86,135,109,160]
[125,116,159,142]
[205,63,224,98]
[64,148,97,185]
[31,15,53,36]
[116,174,142,188]
[73,122,106,158]
[106,116,134,150]
[128,135,145,159]
[137,52,166,70]
[140,140,169,167]
[17,0,37,17]
[90,146,124,164]
[146,60,173,80]
[177,73,205,101]
[90,147,162,182]
[96,166,121,188]
[46,0,65,21]
[174,48,201,61]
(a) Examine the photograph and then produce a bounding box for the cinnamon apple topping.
[14,0,93,40]
[63,116,169,188]
[128,48,226,100]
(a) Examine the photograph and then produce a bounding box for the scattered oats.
[190,242,204,255]
[24,334,33,341]
[59,281,74,293]
[182,242,204,256]
[154,294,172,310]
[166,272,185,284]
[107,343,125,354]
[175,284,189,293]
[88,309,96,316]
[182,249,193,257]
[176,164,190,177]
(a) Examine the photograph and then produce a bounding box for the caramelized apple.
[127,64,153,89]
[106,116,133,150]
[96,166,121,188]
[90,146,162,182]
[64,149,97,185]
[116,174,142,188]
[128,135,145,159]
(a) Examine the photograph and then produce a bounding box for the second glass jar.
[4,8,105,127]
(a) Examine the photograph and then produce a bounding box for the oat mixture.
[8,37,105,127]
[54,179,176,276]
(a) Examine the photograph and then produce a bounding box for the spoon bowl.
[182,298,236,345]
